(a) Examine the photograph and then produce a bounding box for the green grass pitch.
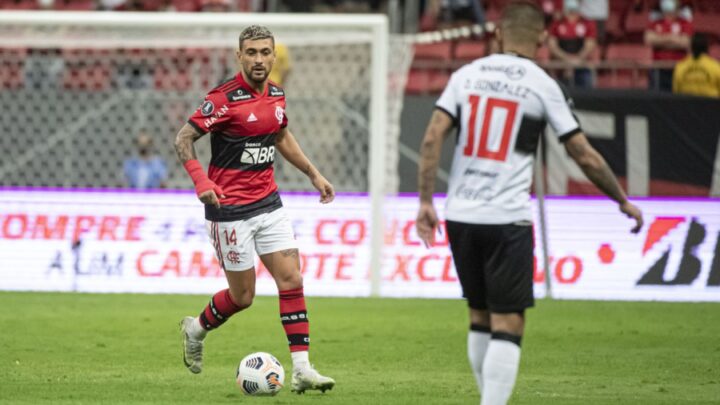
[1,292,719,404]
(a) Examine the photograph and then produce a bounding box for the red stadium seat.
[692,13,720,39]
[62,49,112,91]
[405,69,450,95]
[624,11,650,40]
[53,0,95,10]
[454,40,486,61]
[172,0,199,11]
[535,46,550,63]
[0,0,39,9]
[606,43,653,63]
[0,47,27,89]
[709,45,720,60]
[413,42,452,61]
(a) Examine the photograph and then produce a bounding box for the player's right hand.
[416,202,439,248]
[197,183,225,209]
[620,201,643,234]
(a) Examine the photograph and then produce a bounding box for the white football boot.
[180,316,204,374]
[291,365,335,394]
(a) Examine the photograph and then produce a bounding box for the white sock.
[189,317,208,340]
[481,339,521,405]
[468,329,491,395]
[291,351,309,371]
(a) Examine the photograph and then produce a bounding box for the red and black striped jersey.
[187,73,288,222]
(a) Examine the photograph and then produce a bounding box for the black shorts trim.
[204,191,283,222]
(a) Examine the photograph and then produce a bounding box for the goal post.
[0,11,410,297]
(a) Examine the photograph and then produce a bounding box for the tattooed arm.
[173,123,204,163]
[416,109,454,247]
[174,124,224,208]
[564,132,644,233]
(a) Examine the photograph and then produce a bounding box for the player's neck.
[240,70,267,94]
[502,44,536,60]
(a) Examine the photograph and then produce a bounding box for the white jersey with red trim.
[435,53,581,224]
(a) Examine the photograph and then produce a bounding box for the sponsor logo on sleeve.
[201,101,214,116]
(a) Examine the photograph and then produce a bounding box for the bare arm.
[416,109,454,247]
[276,127,334,203]
[548,37,573,62]
[418,109,454,204]
[173,123,204,163]
[645,30,690,49]
[173,123,224,207]
[578,38,597,61]
[564,133,644,232]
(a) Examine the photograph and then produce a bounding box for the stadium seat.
[535,46,550,63]
[0,0,39,9]
[405,69,450,95]
[710,44,720,60]
[53,0,95,10]
[454,40,486,61]
[62,49,112,91]
[606,43,653,63]
[692,14,720,39]
[413,42,452,61]
[172,0,199,11]
[624,12,650,40]
[0,47,27,89]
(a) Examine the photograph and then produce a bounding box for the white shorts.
[206,208,298,271]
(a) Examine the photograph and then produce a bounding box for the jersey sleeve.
[540,79,581,142]
[187,90,231,134]
[435,71,459,125]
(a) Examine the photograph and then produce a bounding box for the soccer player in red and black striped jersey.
[174,25,335,394]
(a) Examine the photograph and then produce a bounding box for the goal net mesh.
[0,14,412,194]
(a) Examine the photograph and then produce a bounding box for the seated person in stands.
[673,33,720,98]
[548,0,597,88]
[123,132,167,189]
[426,0,485,30]
[644,0,692,91]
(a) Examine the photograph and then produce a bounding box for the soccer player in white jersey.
[416,2,643,404]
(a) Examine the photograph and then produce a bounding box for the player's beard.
[245,66,269,84]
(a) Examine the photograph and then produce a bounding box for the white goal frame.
[0,11,389,296]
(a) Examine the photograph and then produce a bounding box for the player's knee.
[276,270,303,290]
[232,290,255,310]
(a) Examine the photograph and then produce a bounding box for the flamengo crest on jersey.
[187,74,289,222]
[435,53,581,225]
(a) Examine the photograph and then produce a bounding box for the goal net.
[0,11,412,195]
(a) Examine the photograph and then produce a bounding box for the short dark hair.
[500,1,545,44]
[691,33,709,59]
[239,25,274,49]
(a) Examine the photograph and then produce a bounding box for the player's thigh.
[255,208,301,289]
[447,220,487,310]
[484,224,534,313]
[207,220,257,272]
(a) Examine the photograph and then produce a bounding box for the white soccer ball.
[236,352,285,396]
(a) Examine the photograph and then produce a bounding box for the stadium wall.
[399,90,720,196]
[1,189,718,302]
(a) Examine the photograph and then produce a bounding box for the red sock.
[199,289,242,330]
[279,287,309,352]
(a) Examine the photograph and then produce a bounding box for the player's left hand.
[620,201,644,234]
[416,202,439,248]
[311,175,335,204]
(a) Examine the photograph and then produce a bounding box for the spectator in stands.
[673,33,720,98]
[269,43,291,86]
[200,0,229,11]
[644,0,692,91]
[548,0,597,88]
[427,0,485,29]
[123,132,167,189]
[580,0,608,44]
